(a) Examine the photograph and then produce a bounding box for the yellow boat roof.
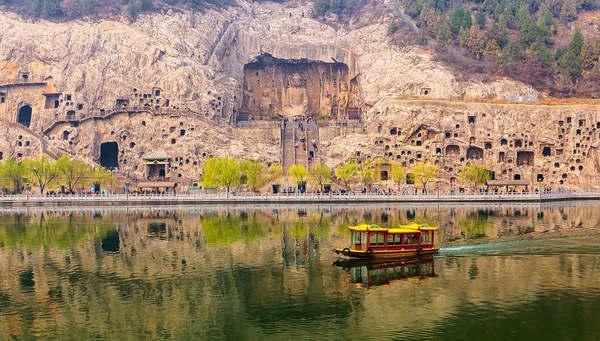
[348,223,438,233]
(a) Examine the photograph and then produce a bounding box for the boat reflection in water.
[334,257,437,288]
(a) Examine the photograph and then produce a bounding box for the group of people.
[288,115,319,162]
[292,115,314,131]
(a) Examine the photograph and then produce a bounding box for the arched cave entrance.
[100,142,119,169]
[17,105,32,128]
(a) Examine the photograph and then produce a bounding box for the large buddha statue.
[282,73,309,117]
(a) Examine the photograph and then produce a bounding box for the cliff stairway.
[281,122,296,175]
[281,119,321,175]
[304,121,320,169]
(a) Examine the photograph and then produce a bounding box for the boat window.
[370,232,385,246]
[406,233,420,245]
[352,231,362,245]
[361,232,367,246]
[392,234,403,245]
[387,234,394,244]
[421,231,432,245]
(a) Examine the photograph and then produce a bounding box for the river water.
[1,202,599,340]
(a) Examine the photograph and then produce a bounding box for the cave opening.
[17,105,32,128]
[100,142,119,169]
[445,144,460,156]
[467,146,483,160]
[516,151,534,166]
[542,146,551,157]
[380,170,388,181]
[240,53,359,120]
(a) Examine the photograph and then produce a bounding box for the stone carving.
[241,54,352,120]
[0,1,597,190]
[283,73,308,117]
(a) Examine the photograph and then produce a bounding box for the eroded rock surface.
[1,0,596,189]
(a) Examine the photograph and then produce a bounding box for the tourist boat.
[334,257,436,288]
[333,223,439,259]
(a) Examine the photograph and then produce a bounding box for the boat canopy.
[348,223,438,233]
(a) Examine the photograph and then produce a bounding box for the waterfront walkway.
[1,191,600,206]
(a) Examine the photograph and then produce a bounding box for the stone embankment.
[1,191,600,206]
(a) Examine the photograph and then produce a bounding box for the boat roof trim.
[348,223,438,232]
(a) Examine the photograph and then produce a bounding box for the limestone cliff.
[1,0,597,189]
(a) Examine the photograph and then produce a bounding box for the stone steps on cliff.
[304,122,320,169]
[281,125,296,175]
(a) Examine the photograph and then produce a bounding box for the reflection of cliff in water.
[0,204,600,339]
[0,212,118,249]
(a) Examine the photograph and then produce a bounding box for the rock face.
[240,53,361,121]
[0,0,597,190]
[321,99,600,190]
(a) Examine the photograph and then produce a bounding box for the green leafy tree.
[558,31,585,82]
[268,163,283,183]
[358,160,377,191]
[389,162,406,191]
[92,167,115,190]
[529,40,555,75]
[308,162,332,191]
[569,30,585,56]
[240,160,266,192]
[449,6,471,35]
[485,21,509,49]
[201,157,241,195]
[0,158,26,194]
[411,161,439,194]
[24,155,59,194]
[536,4,555,31]
[335,160,358,191]
[458,164,491,192]
[289,164,308,187]
[516,4,539,46]
[56,155,94,193]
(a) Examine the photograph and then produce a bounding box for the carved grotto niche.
[239,53,360,120]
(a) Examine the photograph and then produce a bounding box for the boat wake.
[439,237,600,257]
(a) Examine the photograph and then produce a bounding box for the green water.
[0,202,600,340]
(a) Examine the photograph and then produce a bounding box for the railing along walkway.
[2,191,600,205]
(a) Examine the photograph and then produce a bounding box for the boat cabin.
[349,224,436,251]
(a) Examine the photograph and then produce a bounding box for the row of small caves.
[91,120,207,179]
[9,83,223,132]
[363,114,599,185]
[90,118,279,181]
